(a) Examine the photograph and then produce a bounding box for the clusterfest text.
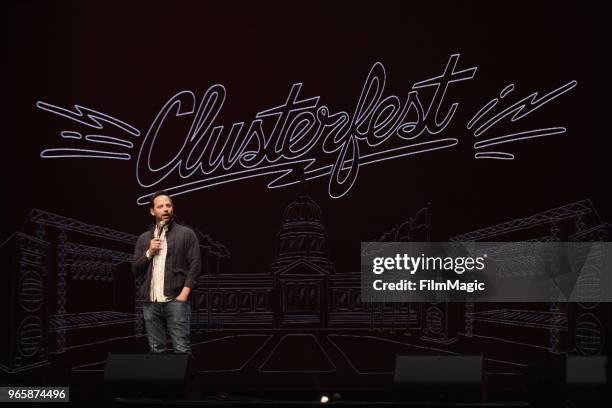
[37,54,576,204]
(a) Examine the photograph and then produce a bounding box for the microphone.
[155,220,166,239]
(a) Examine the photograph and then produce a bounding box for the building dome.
[271,176,334,274]
[280,191,325,230]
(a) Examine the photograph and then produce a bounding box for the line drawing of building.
[192,176,432,334]
[3,192,609,391]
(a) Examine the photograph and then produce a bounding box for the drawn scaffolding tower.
[22,210,138,354]
[450,199,611,354]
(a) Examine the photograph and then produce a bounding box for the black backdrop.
[1,0,608,398]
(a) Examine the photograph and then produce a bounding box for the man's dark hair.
[149,190,173,208]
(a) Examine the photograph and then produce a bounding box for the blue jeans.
[142,299,191,354]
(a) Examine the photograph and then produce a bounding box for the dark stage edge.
[108,398,532,408]
[58,389,534,408]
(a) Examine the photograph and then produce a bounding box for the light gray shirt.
[149,224,169,302]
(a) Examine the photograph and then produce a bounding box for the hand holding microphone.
[147,220,166,258]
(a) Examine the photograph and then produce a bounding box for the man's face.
[150,195,174,224]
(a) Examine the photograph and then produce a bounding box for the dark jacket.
[131,220,201,300]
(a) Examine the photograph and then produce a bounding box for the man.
[132,191,201,354]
